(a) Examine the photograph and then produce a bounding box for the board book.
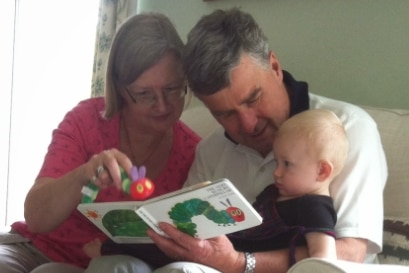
[77,178,263,244]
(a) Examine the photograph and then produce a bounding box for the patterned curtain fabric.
[90,0,131,97]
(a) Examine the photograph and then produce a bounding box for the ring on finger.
[96,165,104,177]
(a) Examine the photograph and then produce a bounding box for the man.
[149,8,387,273]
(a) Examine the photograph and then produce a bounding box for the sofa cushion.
[360,106,409,218]
[378,217,409,266]
[181,105,220,138]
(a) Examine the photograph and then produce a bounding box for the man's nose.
[238,109,258,134]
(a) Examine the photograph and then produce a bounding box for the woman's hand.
[25,148,133,233]
[85,148,133,190]
[147,222,244,273]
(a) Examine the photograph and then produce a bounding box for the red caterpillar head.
[129,166,154,200]
[226,206,245,222]
[130,177,155,200]
[221,198,245,222]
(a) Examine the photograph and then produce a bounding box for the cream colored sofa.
[181,103,409,271]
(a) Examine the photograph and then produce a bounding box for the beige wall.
[138,0,409,110]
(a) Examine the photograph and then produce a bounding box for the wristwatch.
[244,252,256,273]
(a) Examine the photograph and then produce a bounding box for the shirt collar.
[282,70,310,116]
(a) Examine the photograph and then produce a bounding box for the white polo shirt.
[185,93,387,262]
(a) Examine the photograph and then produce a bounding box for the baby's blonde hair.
[276,109,349,178]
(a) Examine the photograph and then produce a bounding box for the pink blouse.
[12,97,200,268]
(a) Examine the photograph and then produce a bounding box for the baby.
[273,109,349,262]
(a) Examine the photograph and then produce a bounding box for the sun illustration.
[85,209,101,220]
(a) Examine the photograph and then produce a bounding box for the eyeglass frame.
[125,84,187,107]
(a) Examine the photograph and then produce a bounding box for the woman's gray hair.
[184,8,270,96]
[104,12,184,118]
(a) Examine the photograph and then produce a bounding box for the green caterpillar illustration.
[102,209,149,237]
[168,198,245,237]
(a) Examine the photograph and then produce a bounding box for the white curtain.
[0,0,137,229]
[91,0,137,97]
[1,0,99,229]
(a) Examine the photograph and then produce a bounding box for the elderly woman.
[0,13,200,273]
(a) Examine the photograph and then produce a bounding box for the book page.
[77,201,153,243]
[136,178,262,239]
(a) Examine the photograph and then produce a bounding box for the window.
[0,0,99,230]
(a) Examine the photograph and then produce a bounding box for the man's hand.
[148,222,369,273]
[336,237,368,262]
[147,222,244,273]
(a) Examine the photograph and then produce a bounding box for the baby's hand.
[83,238,102,258]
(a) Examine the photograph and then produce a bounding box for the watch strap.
[244,252,256,273]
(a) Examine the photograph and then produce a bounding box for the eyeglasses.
[126,85,187,107]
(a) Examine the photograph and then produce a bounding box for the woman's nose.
[152,93,169,112]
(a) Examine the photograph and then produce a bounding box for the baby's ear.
[317,160,333,182]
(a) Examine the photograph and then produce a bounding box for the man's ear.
[317,161,333,182]
[269,51,283,80]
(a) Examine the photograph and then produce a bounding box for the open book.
[77,178,262,244]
